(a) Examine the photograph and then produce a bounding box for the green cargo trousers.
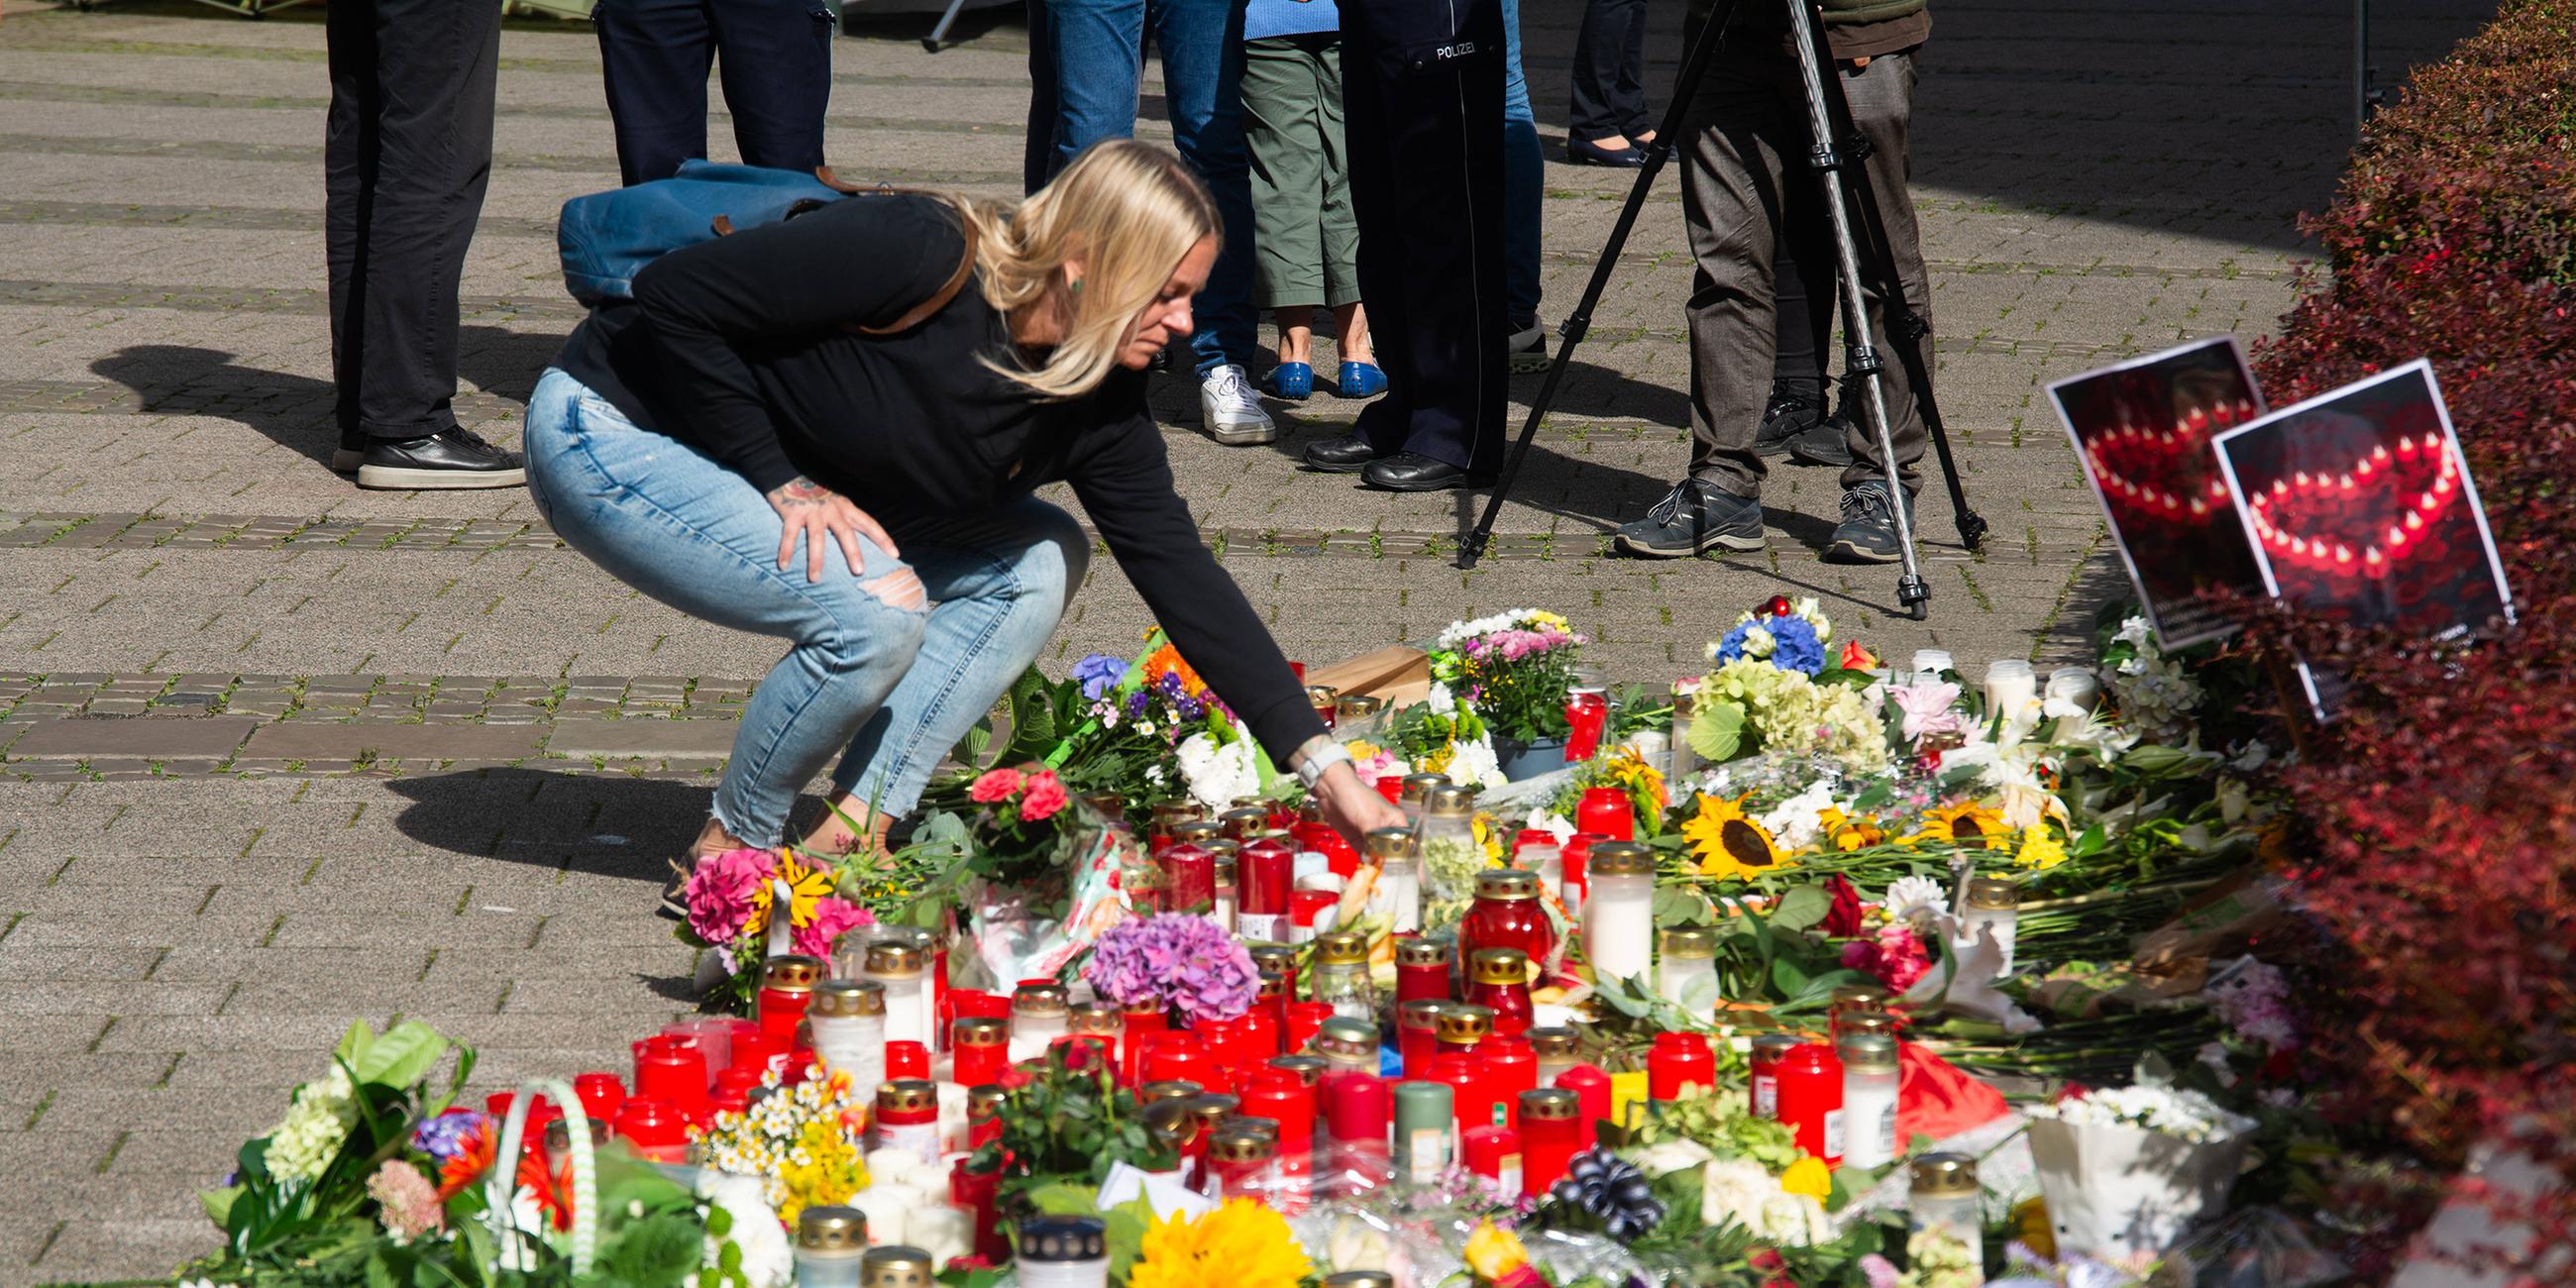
[1242,33,1363,312]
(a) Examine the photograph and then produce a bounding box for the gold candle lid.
[1751,1032,1805,1058]
[797,1205,868,1252]
[1469,947,1530,987]
[1659,926,1719,960]
[952,1016,1009,1047]
[1397,999,1448,1031]
[1171,819,1226,847]
[1326,1273,1398,1288]
[966,1084,1008,1120]
[1185,1093,1241,1133]
[1013,983,1070,1017]
[762,954,828,992]
[876,1079,937,1114]
[1139,1080,1204,1106]
[1474,869,1542,901]
[860,1244,935,1288]
[1837,1032,1899,1071]
[811,978,885,1018]
[1141,1096,1201,1148]
[1587,842,1656,877]
[1435,1004,1494,1045]
[1298,797,1329,825]
[1247,944,1301,976]
[1306,684,1342,708]
[1205,838,1241,863]
[1840,1009,1900,1039]
[1671,687,1697,718]
[1833,985,1894,1011]
[1966,878,2022,910]
[1398,773,1450,804]
[1068,1002,1123,1034]
[1425,784,1477,817]
[1910,1151,1979,1197]
[1153,802,1207,827]
[1365,827,1418,862]
[1315,930,1370,966]
[1256,971,1289,1003]
[1526,1025,1578,1060]
[1335,695,1386,718]
[1396,937,1451,969]
[862,940,924,977]
[1269,1054,1329,1085]
[1219,807,1269,840]
[1316,1018,1378,1056]
[1519,1088,1579,1122]
[1206,1121,1279,1162]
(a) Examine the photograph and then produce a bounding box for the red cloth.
[1894,1041,2009,1143]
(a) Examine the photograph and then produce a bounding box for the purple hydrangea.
[411,1107,484,1163]
[1083,912,1259,1023]
[1072,653,1128,701]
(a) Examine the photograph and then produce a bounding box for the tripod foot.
[1957,511,1990,553]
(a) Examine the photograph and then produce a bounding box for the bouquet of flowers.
[1083,912,1260,1023]
[1363,682,1508,790]
[961,762,1087,886]
[1431,609,1589,744]
[2025,1081,2257,1261]
[679,846,877,1011]
[694,1063,871,1227]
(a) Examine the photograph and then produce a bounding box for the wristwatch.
[1291,735,1353,791]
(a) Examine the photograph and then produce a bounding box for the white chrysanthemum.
[1427,682,1458,716]
[1757,782,1838,852]
[1700,1158,1829,1246]
[2026,1083,2253,1143]
[700,1173,792,1288]
[1631,1138,1714,1177]
[1444,735,1508,792]
[1880,875,1949,921]
[1175,731,1260,810]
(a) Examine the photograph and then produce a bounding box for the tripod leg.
[1782,0,1929,617]
[1460,0,1745,569]
[1811,65,1987,554]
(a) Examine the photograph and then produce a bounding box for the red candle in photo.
[1239,1008,1283,1062]
[1397,1000,1445,1078]
[756,984,811,1043]
[1395,936,1451,1006]
[1649,1031,1717,1104]
[1238,836,1295,939]
[951,1156,1008,1264]
[1321,1071,1391,1184]
[573,1072,625,1125]
[1285,1001,1334,1054]
[1237,1067,1316,1153]
[1576,787,1634,842]
[1256,970,1292,1035]
[952,1016,1008,1088]
[1290,888,1341,939]
[612,1098,688,1163]
[1464,948,1537,1037]
[1773,1042,1844,1165]
[1480,1035,1539,1128]
[1749,1034,1801,1120]
[1160,842,1216,915]
[1555,1064,1613,1148]
[1462,1125,1524,1195]
[1563,692,1610,762]
[715,1064,764,1109]
[729,1029,787,1078]
[1559,832,1603,914]
[1122,1003,1168,1085]
[1518,1088,1582,1196]
[966,1085,1007,1150]
[1374,775,1405,805]
[1429,1052,1490,1133]
[885,1039,929,1081]
[633,1048,707,1125]
[1140,1031,1219,1089]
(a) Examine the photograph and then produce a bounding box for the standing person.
[324,0,522,490]
[1300,0,1507,491]
[1566,0,1656,165]
[594,0,837,188]
[527,141,1404,894]
[1501,0,1551,373]
[1021,0,1277,445]
[1238,0,1384,401]
[1613,0,1933,563]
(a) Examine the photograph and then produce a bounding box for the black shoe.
[356,427,526,490]
[1360,452,1492,491]
[1508,324,1551,375]
[1753,387,1825,458]
[331,427,365,474]
[1566,136,1645,167]
[1613,479,1767,558]
[1303,432,1385,474]
[1826,480,1912,564]
[1788,408,1856,468]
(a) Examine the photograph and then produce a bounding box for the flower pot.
[1494,735,1569,782]
[2026,1115,2253,1261]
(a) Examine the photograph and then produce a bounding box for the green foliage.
[1687,699,1746,763]
[1629,1086,1800,1171]
[968,1047,1174,1216]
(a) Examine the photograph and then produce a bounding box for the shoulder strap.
[851,216,979,336]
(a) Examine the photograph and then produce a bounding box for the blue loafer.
[1264,362,1314,400]
[1338,361,1388,399]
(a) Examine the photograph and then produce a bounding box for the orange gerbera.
[1143,643,1209,696]
[433,1117,495,1201]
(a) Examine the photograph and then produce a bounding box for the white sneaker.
[1508,324,1551,374]
[1196,363,1278,446]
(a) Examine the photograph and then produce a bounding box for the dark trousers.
[1342,0,1508,473]
[595,0,835,188]
[325,0,499,442]
[1682,47,1931,495]
[1568,0,1651,141]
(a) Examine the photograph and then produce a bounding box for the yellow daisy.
[1906,803,2009,851]
[1681,793,1791,883]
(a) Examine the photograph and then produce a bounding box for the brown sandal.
[657,856,695,922]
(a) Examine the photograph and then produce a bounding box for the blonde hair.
[943,140,1221,400]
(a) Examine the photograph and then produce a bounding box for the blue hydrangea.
[1716,614,1827,676]
[1071,653,1127,701]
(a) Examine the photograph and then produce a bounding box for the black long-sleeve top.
[554,193,1328,765]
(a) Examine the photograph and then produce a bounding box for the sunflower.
[744,847,838,943]
[1681,792,1791,883]
[1130,1198,1313,1288]
[1906,802,2009,851]
[1819,806,1886,851]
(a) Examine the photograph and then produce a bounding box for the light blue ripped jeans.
[523,368,1088,845]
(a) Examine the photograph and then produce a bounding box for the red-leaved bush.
[2249,0,2576,1270]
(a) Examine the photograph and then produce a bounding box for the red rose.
[1020,770,1070,822]
[970,767,1025,804]
[1823,874,1867,938]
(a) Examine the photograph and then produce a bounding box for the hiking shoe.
[1508,324,1551,374]
[1614,479,1766,557]
[1197,363,1278,445]
[355,427,525,490]
[1787,406,1856,468]
[1753,386,1826,458]
[1825,480,1913,564]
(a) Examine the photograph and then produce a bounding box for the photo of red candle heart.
[2048,337,2271,647]
[2212,360,2515,641]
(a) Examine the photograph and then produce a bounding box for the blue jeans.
[1022,0,1257,375]
[523,369,1088,845]
[1500,0,1543,331]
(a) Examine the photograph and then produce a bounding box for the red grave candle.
[1576,787,1635,842]
[1160,842,1216,915]
[1649,1031,1717,1104]
[1555,1064,1613,1149]
[1480,1035,1539,1128]
[1773,1042,1844,1165]
[1462,1125,1524,1195]
[1321,1071,1391,1184]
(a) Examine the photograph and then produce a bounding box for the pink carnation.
[970,767,1025,804]
[683,846,775,945]
[1019,770,1069,822]
[794,897,876,958]
[1842,922,1932,992]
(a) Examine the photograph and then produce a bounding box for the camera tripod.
[1457,0,1987,621]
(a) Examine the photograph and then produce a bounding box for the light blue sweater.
[1245,0,1339,43]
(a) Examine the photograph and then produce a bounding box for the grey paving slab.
[3,713,257,760]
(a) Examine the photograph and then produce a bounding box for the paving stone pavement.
[0,0,2497,1280]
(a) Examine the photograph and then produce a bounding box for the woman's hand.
[767,476,900,584]
[1309,758,1408,848]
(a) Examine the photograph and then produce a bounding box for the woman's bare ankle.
[689,817,751,862]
